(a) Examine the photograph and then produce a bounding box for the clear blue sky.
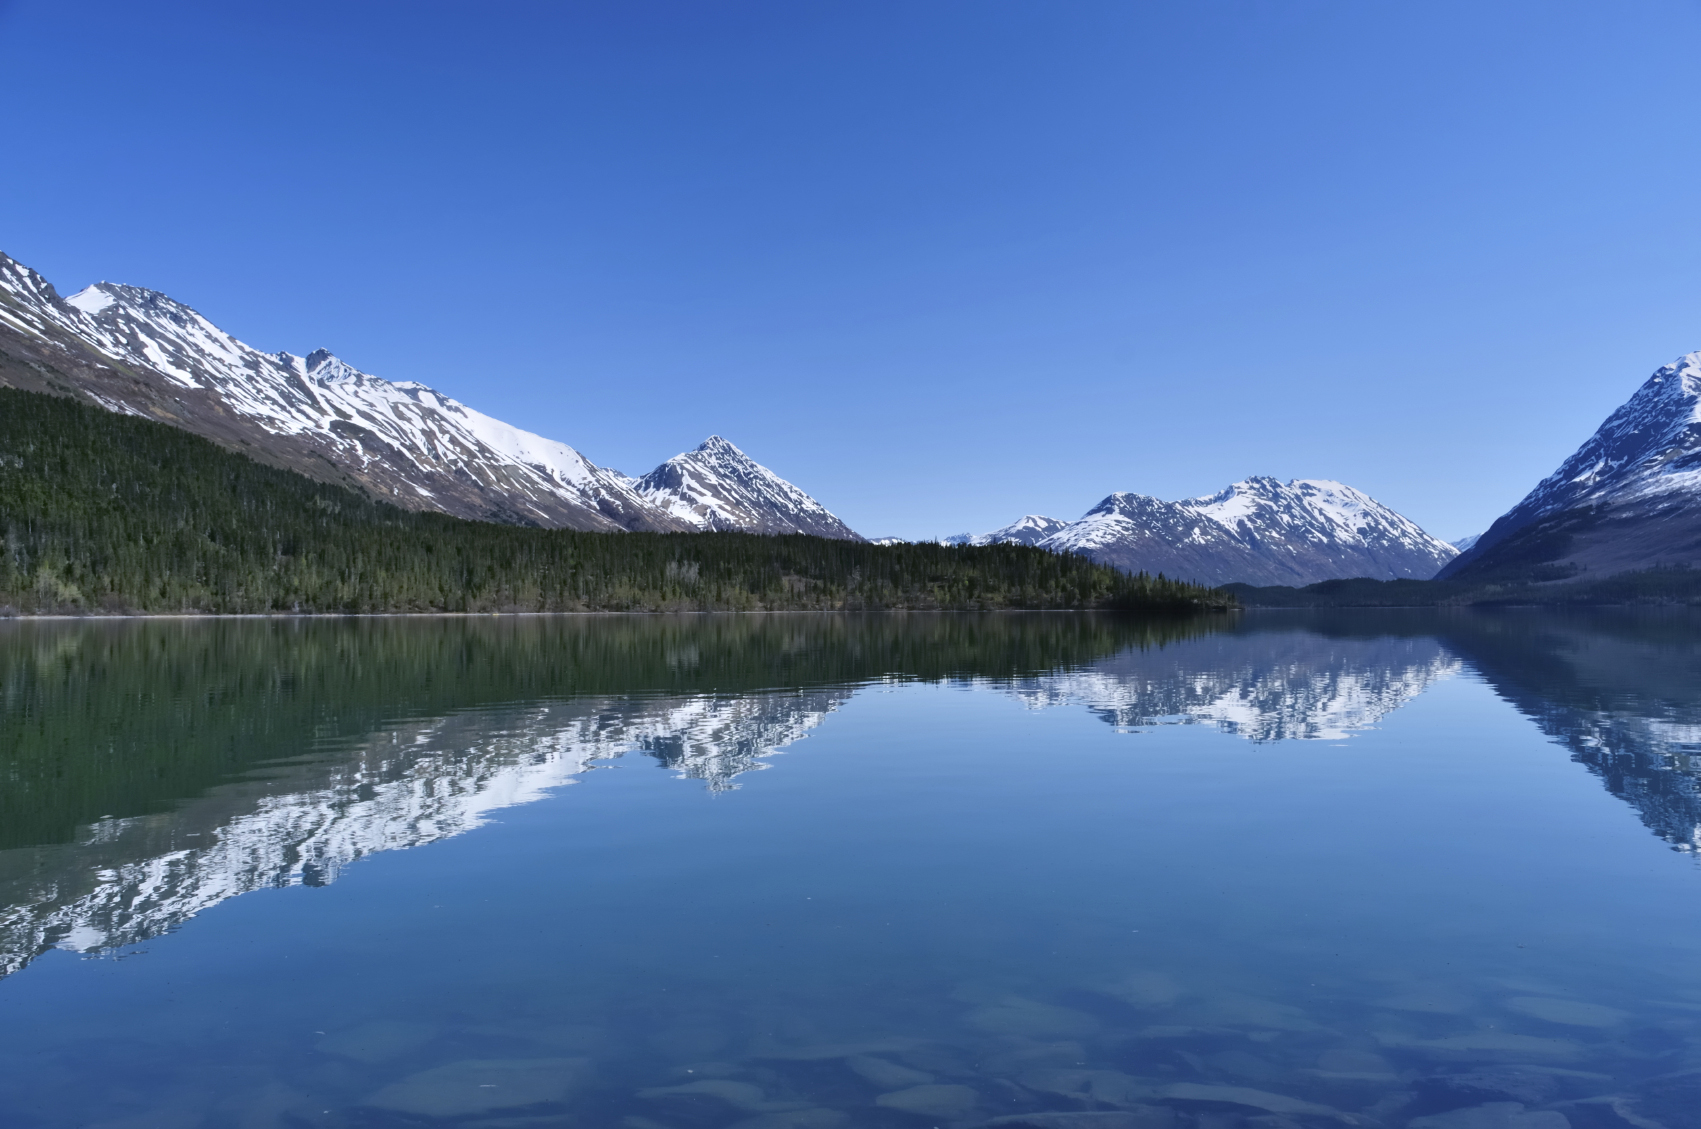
[3,1,1699,541]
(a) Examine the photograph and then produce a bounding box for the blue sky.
[3,1,1699,541]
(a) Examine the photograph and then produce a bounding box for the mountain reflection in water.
[5,610,1701,991]
[7,611,1701,1129]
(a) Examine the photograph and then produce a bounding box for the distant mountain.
[1451,533,1481,552]
[631,435,860,539]
[1443,350,1701,581]
[0,251,846,537]
[966,515,1070,546]
[1036,477,1457,587]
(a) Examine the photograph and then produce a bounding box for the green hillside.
[0,387,1229,614]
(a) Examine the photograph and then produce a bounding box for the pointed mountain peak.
[634,437,860,540]
[693,435,747,459]
[304,349,368,384]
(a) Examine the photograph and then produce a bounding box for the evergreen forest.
[0,388,1230,615]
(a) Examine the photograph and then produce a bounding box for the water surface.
[1,611,1698,1129]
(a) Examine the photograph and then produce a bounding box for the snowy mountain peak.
[696,434,743,456]
[1036,478,1455,587]
[0,250,864,540]
[633,436,861,540]
[965,515,1070,546]
[302,349,369,385]
[64,284,116,316]
[1444,349,1701,579]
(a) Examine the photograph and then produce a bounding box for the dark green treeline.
[0,388,1228,613]
[0,612,1229,850]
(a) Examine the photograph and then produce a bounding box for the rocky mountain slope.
[977,478,1455,586]
[0,252,852,537]
[1442,350,1701,580]
[631,436,861,539]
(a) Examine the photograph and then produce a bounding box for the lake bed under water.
[0,611,1698,1129]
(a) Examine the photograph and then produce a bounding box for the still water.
[1,611,1699,1129]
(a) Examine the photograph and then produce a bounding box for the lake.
[0,610,1697,1129]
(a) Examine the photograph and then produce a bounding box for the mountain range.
[17,246,1698,590]
[0,252,858,540]
[1443,349,1701,581]
[961,478,1459,587]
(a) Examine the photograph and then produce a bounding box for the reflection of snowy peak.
[0,690,845,979]
[1039,478,1457,587]
[631,436,859,539]
[1003,633,1458,742]
[1561,714,1701,852]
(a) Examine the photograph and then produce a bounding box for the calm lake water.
[1,611,1699,1129]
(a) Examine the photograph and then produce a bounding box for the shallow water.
[1,610,1699,1129]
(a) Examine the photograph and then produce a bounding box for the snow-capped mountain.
[1443,350,1701,580]
[1450,533,1481,552]
[0,252,850,537]
[1036,477,1457,587]
[964,515,1070,546]
[631,435,861,539]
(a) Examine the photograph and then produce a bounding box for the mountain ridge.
[0,252,855,538]
[1443,350,1701,581]
[632,435,862,539]
[970,477,1456,587]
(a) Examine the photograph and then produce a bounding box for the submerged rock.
[1095,973,1186,1010]
[1414,1070,1560,1108]
[1631,1069,1701,1127]
[1376,990,1477,1016]
[638,1078,806,1113]
[1502,998,1629,1029]
[876,1083,982,1118]
[361,1057,589,1118]
[1205,1051,1283,1082]
[982,1111,1178,1129]
[649,1025,731,1057]
[1311,1048,1398,1081]
[845,1054,933,1088]
[1382,1032,1584,1061]
[1406,1102,1569,1129]
[967,999,1103,1038]
[316,1019,440,1064]
[728,1109,850,1129]
[1190,996,1317,1032]
[1161,1083,1350,1120]
[1016,1069,1153,1107]
[978,1041,1091,1074]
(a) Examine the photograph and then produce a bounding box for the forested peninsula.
[0,389,1230,615]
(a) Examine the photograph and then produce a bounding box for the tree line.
[0,387,1232,615]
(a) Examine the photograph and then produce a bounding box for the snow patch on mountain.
[966,515,1070,546]
[1039,477,1456,587]
[633,435,861,540]
[0,252,842,537]
[1445,350,1701,579]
